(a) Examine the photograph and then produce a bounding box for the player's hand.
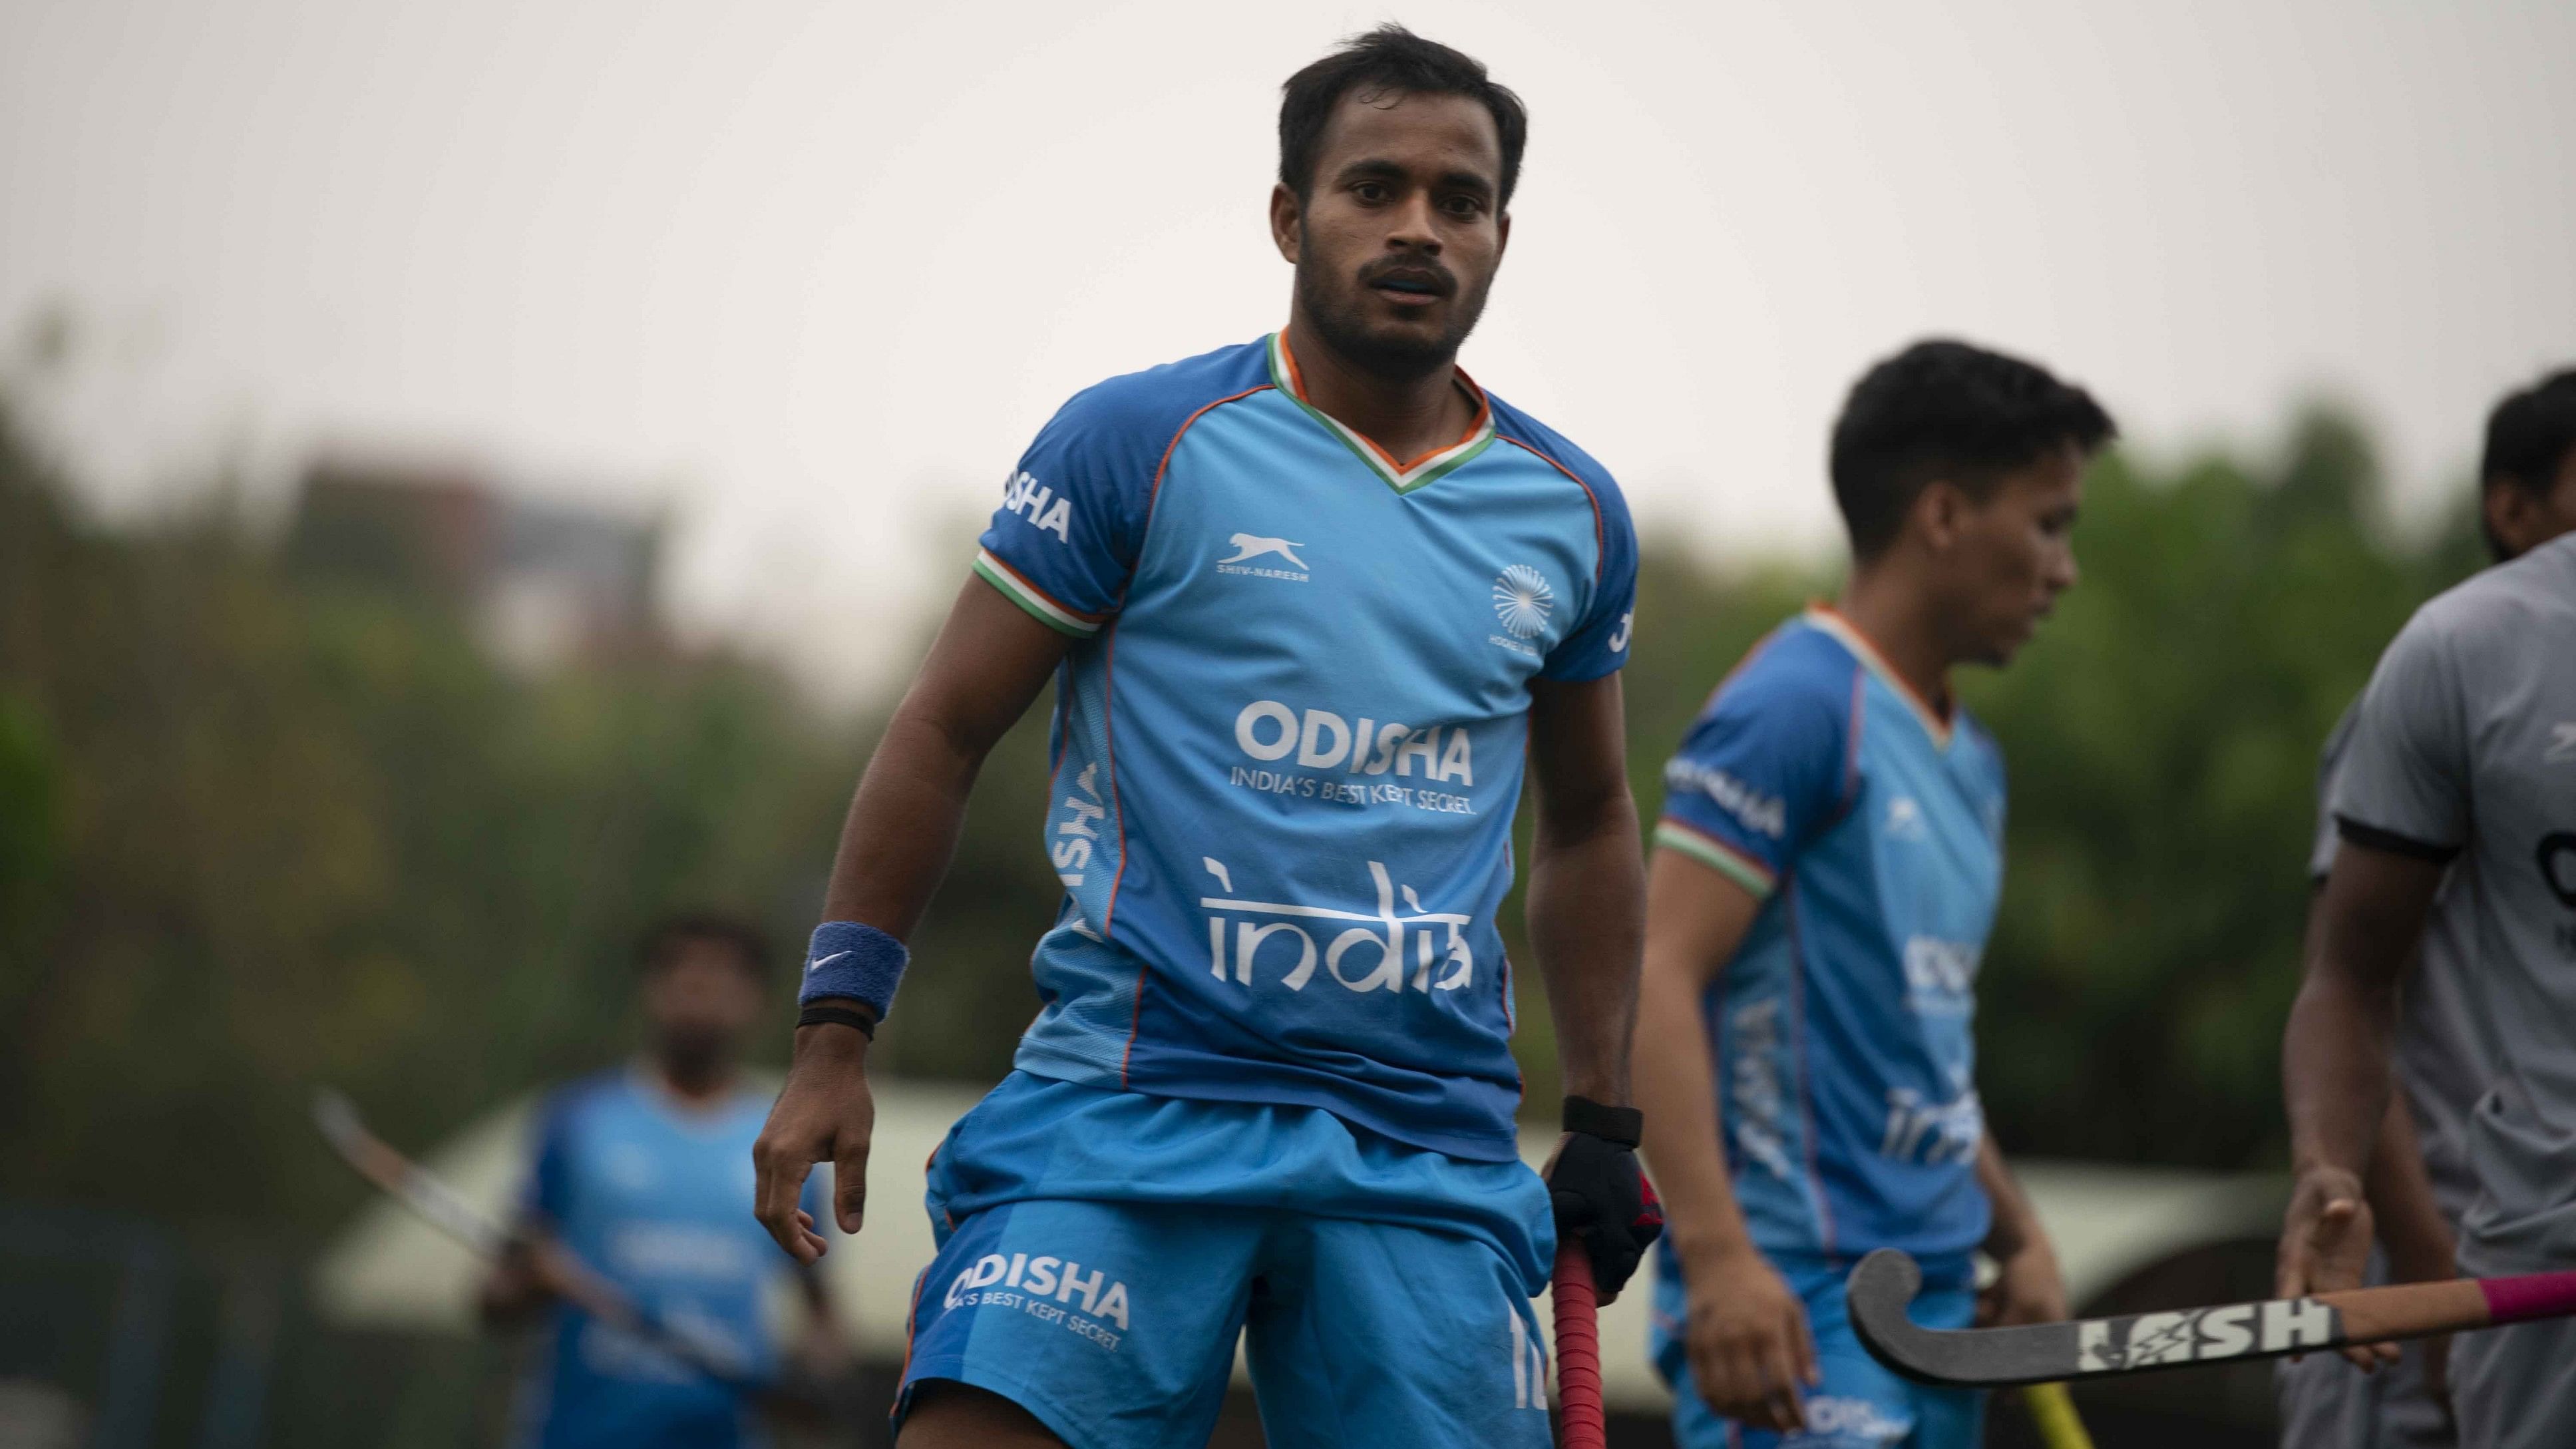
[1978,1239,2068,1328]
[2277,1165,2392,1370]
[1543,1130,1663,1304]
[753,1017,874,1262]
[1684,1245,1819,1433]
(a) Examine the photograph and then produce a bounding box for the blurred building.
[280,457,665,672]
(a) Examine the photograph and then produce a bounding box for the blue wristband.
[799,921,908,1018]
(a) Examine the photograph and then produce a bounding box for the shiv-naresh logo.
[1222,533,1306,567]
[1216,532,1309,582]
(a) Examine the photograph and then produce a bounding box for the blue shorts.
[1652,1250,1985,1449]
[897,1072,1557,1449]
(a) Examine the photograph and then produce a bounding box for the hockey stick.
[312,1090,805,1402]
[1552,1244,1608,1449]
[1848,1246,2576,1387]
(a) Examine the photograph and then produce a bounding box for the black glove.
[1547,1096,1664,1297]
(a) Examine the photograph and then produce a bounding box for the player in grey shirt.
[2279,367,2576,1449]
[2275,702,2487,1449]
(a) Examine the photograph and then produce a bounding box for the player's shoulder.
[533,1069,631,1138]
[1485,391,1624,505]
[2405,534,2576,652]
[1705,614,1863,721]
[1042,337,1275,454]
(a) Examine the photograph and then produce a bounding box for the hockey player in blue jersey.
[1632,341,2115,1448]
[479,915,842,1449]
[750,25,1660,1449]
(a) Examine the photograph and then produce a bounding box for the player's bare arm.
[2279,839,2445,1357]
[753,579,1071,1259]
[1525,672,1644,1109]
[1633,849,1820,1433]
[1971,1135,2066,1327]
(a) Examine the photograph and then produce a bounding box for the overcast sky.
[7,0,2573,698]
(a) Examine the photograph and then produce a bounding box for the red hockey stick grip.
[2480,1269,2576,1325]
[1553,1243,1607,1449]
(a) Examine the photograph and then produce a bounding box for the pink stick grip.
[2479,1269,2576,1325]
[1553,1245,1607,1449]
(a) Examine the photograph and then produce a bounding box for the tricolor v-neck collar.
[1266,331,1496,495]
[1804,604,1957,749]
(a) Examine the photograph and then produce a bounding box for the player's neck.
[1279,316,1476,467]
[1833,570,1956,722]
[647,1052,740,1108]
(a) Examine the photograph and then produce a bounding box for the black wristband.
[797,1004,876,1040]
[1562,1095,1642,1148]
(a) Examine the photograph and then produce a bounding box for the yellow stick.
[2022,1381,2095,1449]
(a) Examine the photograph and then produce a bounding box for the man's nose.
[1385,191,1443,252]
[2047,544,2079,592]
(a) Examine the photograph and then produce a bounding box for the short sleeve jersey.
[971,333,1637,1163]
[513,1071,824,1449]
[2309,703,2491,1224]
[1650,608,2006,1263]
[2328,533,2576,1269]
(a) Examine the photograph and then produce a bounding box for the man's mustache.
[1357,257,1457,297]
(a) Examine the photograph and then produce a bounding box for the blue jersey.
[970,333,1637,1163]
[1650,608,2005,1262]
[512,1070,823,1449]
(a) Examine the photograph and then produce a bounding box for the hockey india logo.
[1492,565,1555,638]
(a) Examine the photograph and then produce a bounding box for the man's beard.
[654,1026,733,1084]
[1294,245,1491,381]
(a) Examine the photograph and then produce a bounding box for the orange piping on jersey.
[1499,435,1606,584]
[1103,381,1273,1087]
[1276,331,1491,471]
[1806,603,1954,747]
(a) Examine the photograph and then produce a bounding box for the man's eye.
[1354,182,1391,203]
[1443,196,1485,217]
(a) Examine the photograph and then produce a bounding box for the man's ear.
[2483,479,2521,558]
[1915,479,1968,554]
[1270,182,1303,264]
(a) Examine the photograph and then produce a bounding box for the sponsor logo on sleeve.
[1662,759,1788,839]
[999,470,1072,544]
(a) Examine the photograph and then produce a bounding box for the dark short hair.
[2481,367,2576,498]
[1829,339,2117,560]
[635,913,773,988]
[1278,25,1528,208]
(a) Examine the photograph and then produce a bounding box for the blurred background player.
[2272,371,2576,1448]
[748,25,1661,1449]
[1633,340,2113,1448]
[480,914,841,1449]
[2281,367,2576,1449]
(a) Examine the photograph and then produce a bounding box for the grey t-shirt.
[2312,704,2490,1225]
[2330,532,2576,1273]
